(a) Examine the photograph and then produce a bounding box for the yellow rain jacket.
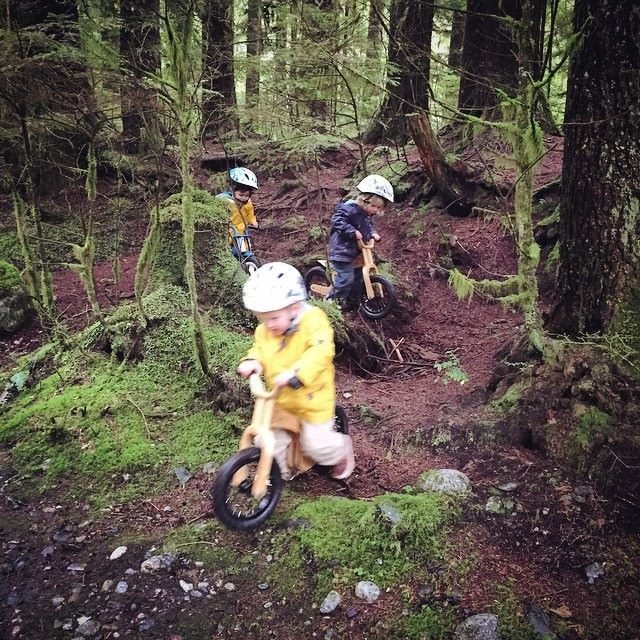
[242,305,336,424]
[229,200,257,234]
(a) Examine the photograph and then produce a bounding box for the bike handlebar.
[357,239,375,249]
[248,373,302,397]
[249,373,277,398]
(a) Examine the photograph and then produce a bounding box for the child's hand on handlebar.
[372,233,381,241]
[237,359,263,377]
[273,369,297,388]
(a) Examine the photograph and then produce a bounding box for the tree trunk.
[245,0,262,120]
[202,0,238,136]
[408,111,474,217]
[550,0,640,335]
[447,4,465,70]
[457,0,521,118]
[365,0,435,145]
[119,0,161,154]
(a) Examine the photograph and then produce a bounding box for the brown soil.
[1,139,639,640]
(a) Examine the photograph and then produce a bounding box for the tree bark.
[202,0,238,136]
[245,0,262,119]
[119,0,161,154]
[457,0,521,117]
[447,4,465,70]
[550,0,640,335]
[365,0,434,145]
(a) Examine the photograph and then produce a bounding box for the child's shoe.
[330,436,355,480]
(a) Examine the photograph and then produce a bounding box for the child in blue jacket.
[326,174,394,308]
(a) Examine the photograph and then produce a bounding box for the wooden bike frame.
[232,375,311,498]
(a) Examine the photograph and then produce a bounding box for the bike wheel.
[211,447,283,531]
[359,274,396,320]
[242,256,262,275]
[334,405,349,434]
[304,266,331,300]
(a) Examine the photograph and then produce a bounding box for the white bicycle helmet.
[242,262,307,313]
[229,167,258,190]
[357,174,394,203]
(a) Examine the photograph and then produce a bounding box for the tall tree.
[202,0,238,136]
[365,0,434,144]
[457,0,521,118]
[245,0,262,120]
[551,0,640,335]
[119,0,161,153]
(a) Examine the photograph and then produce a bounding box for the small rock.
[101,580,114,592]
[585,562,604,584]
[179,580,194,593]
[223,582,236,591]
[140,553,177,573]
[257,582,269,591]
[66,563,86,573]
[497,482,518,492]
[138,619,155,632]
[109,546,128,560]
[52,596,65,606]
[174,466,191,484]
[115,581,129,594]
[41,546,55,557]
[454,613,500,640]
[319,590,342,614]
[76,618,100,636]
[355,581,380,603]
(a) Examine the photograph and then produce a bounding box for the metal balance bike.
[211,374,348,531]
[304,239,396,319]
[230,225,262,274]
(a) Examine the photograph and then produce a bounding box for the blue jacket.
[327,200,376,263]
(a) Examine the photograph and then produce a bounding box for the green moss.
[0,309,248,506]
[489,383,523,414]
[390,606,459,640]
[270,492,457,594]
[0,259,22,294]
[0,232,20,264]
[169,411,240,468]
[490,581,538,640]
[577,408,612,440]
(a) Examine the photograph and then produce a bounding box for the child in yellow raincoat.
[217,167,259,255]
[237,262,355,480]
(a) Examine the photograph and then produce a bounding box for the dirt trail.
[2,141,639,638]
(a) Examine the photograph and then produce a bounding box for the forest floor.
[1,138,639,640]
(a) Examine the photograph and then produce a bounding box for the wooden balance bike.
[211,374,348,531]
[304,239,396,319]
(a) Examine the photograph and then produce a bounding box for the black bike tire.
[242,256,263,274]
[211,447,283,531]
[359,274,396,320]
[304,266,331,300]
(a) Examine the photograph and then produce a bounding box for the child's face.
[359,194,387,216]
[233,186,253,205]
[256,302,300,336]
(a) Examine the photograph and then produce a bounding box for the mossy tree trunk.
[163,0,211,375]
[68,143,110,332]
